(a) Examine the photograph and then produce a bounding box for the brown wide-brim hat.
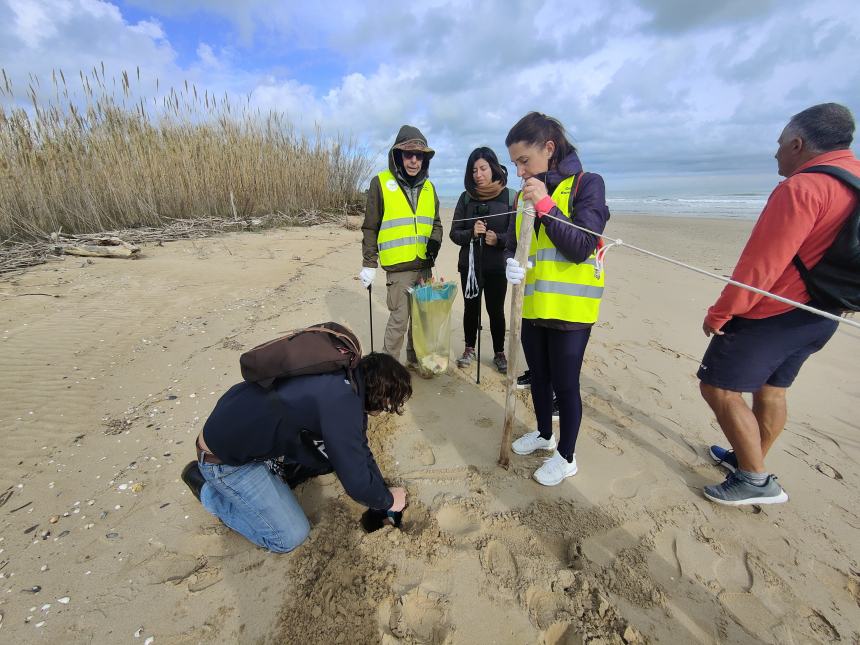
[394,138,435,156]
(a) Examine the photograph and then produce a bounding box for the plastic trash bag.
[410,281,457,377]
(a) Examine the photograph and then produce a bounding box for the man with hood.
[359,125,444,367]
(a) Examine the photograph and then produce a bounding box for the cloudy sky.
[2,0,859,196]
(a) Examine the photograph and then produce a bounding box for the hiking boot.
[533,451,578,486]
[552,394,560,421]
[709,445,738,472]
[516,370,531,389]
[512,430,557,455]
[493,352,508,374]
[181,461,206,501]
[456,347,476,368]
[703,472,789,506]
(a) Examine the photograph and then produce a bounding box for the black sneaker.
[516,370,531,389]
[181,461,205,501]
[552,394,560,421]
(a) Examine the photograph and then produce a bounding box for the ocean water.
[605,193,767,219]
[438,192,768,219]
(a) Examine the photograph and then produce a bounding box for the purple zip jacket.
[504,151,610,264]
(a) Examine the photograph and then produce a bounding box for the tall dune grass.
[0,66,372,239]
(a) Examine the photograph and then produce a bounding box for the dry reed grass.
[0,65,372,240]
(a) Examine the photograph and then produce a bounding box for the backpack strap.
[793,165,860,273]
[799,165,860,191]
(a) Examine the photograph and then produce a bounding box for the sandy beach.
[0,211,857,644]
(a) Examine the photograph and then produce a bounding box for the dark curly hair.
[360,352,412,414]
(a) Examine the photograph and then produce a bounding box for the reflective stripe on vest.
[377,170,436,267]
[515,175,604,323]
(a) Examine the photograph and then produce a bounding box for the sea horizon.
[438,190,768,219]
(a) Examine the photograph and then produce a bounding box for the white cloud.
[4,0,860,195]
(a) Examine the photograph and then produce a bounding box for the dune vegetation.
[0,65,371,239]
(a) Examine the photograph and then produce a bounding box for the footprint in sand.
[815,462,843,480]
[648,386,673,410]
[388,588,451,644]
[590,429,623,456]
[525,585,561,630]
[581,520,650,567]
[609,471,658,499]
[542,622,582,645]
[415,442,436,466]
[435,505,481,537]
[714,552,753,593]
[718,592,778,641]
[187,567,222,593]
[480,539,519,585]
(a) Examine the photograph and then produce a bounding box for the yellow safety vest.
[376,170,436,268]
[515,175,604,323]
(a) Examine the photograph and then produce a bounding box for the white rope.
[530,208,860,330]
[464,239,479,299]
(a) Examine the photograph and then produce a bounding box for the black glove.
[426,238,441,267]
[360,508,403,533]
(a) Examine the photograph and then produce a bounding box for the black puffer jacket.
[449,187,516,274]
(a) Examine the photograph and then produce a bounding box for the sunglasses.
[401,151,425,160]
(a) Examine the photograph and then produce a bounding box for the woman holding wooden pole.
[502,112,610,486]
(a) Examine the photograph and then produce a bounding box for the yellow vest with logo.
[376,170,436,268]
[515,175,604,323]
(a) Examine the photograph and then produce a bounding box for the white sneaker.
[512,431,557,455]
[533,451,578,486]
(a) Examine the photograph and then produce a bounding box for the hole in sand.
[435,505,480,536]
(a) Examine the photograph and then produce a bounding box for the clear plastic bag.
[409,281,457,377]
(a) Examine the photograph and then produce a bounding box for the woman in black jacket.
[449,147,516,373]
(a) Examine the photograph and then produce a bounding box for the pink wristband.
[535,195,555,217]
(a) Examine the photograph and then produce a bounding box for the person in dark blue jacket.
[181,352,411,552]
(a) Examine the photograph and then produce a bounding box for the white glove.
[505,257,532,285]
[359,267,376,288]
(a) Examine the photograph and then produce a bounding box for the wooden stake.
[499,200,534,467]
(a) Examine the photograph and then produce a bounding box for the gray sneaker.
[456,347,475,368]
[703,472,788,506]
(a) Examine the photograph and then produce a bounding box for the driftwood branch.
[0,206,362,275]
[499,200,534,468]
[57,236,140,258]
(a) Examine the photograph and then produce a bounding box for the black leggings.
[522,321,591,460]
[459,270,507,353]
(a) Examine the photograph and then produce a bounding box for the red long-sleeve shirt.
[705,149,860,330]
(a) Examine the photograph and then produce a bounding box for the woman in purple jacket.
[503,112,610,486]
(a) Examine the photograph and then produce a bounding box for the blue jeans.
[198,456,310,553]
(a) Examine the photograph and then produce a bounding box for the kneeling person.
[181,352,411,552]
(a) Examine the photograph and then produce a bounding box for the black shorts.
[697,307,839,392]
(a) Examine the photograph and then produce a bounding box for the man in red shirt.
[699,103,858,506]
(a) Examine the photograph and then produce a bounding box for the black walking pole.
[368,284,374,352]
[476,233,484,385]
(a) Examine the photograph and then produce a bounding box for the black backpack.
[792,165,860,312]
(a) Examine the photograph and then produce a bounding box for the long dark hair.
[360,352,412,415]
[505,112,577,169]
[463,147,508,194]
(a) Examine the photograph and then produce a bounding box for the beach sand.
[0,212,857,644]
